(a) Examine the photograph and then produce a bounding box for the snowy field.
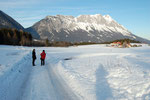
[0,44,150,100]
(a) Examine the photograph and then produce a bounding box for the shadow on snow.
[95,64,113,100]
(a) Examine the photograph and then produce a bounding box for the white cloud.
[16,16,44,21]
[0,0,67,9]
[0,0,41,9]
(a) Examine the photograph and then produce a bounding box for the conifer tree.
[20,35,26,46]
[45,38,49,46]
[12,32,18,45]
[7,32,11,44]
[0,32,4,44]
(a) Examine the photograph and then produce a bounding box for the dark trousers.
[41,59,45,66]
[32,58,36,66]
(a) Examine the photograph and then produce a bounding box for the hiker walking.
[32,49,36,66]
[40,50,46,66]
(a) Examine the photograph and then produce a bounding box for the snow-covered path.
[20,64,78,100]
[20,66,56,100]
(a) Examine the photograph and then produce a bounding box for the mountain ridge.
[27,14,150,43]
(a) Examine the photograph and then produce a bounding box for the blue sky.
[0,0,150,40]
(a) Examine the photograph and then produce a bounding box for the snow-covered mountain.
[0,10,24,30]
[27,14,150,43]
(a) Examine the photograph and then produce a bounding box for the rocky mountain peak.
[27,14,150,43]
[103,15,113,23]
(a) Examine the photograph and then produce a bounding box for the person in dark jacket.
[40,50,46,66]
[32,49,36,66]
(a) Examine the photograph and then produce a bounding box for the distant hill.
[0,10,40,39]
[0,10,24,30]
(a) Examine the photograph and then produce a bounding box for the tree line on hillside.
[0,28,32,46]
[0,28,141,47]
[101,38,141,44]
[71,39,141,46]
[0,28,73,47]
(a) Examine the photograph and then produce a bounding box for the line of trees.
[72,39,141,46]
[101,38,141,44]
[34,38,141,47]
[0,28,32,46]
[0,28,73,47]
[0,28,141,47]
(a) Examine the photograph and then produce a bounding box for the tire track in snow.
[47,64,79,100]
[20,66,57,100]
[20,64,79,100]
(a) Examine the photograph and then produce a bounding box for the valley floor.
[0,44,150,100]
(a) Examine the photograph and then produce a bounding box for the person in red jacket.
[40,50,46,66]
